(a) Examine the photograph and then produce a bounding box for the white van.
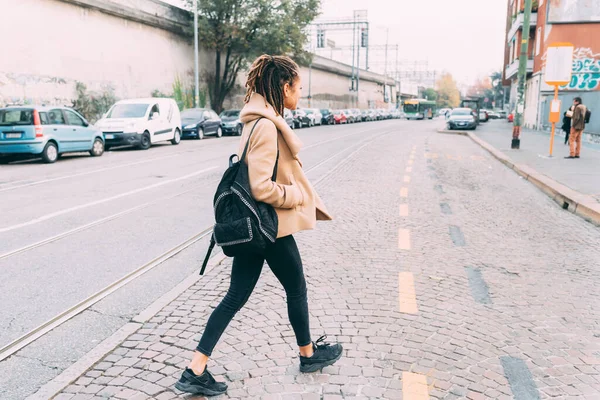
[96,98,182,150]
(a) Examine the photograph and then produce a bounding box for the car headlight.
[184,124,197,129]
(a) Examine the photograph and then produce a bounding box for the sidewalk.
[472,121,600,202]
[38,128,600,400]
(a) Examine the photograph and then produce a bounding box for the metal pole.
[193,0,199,108]
[351,14,356,106]
[512,0,533,149]
[308,29,312,108]
[365,22,369,70]
[384,28,389,103]
[549,85,558,156]
[356,25,360,108]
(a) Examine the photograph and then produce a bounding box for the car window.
[0,109,34,126]
[48,109,66,125]
[65,110,85,126]
[149,104,160,119]
[211,111,219,119]
[203,111,211,120]
[39,112,49,125]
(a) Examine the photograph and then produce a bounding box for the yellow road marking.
[400,187,408,198]
[398,228,411,250]
[424,152,438,159]
[446,154,462,160]
[402,372,429,399]
[403,175,411,183]
[398,272,418,314]
[406,166,413,173]
[470,155,485,161]
[408,159,414,165]
[399,204,409,216]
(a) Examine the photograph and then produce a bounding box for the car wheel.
[41,142,58,163]
[171,128,181,145]
[236,125,243,136]
[197,128,204,140]
[89,138,105,157]
[138,132,151,150]
[216,127,223,138]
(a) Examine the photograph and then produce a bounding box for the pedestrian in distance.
[174,54,343,397]
[566,97,587,159]
[562,106,573,145]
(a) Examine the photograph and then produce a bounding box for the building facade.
[503,0,600,135]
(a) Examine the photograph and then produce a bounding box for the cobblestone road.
[54,121,600,400]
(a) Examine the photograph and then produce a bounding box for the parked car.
[487,111,501,120]
[292,109,310,128]
[284,109,294,129]
[333,110,348,124]
[447,108,477,130]
[344,109,355,123]
[360,110,371,122]
[351,109,362,123]
[0,106,105,163]
[180,108,222,139]
[220,109,243,136]
[320,109,335,125]
[305,109,322,126]
[96,98,181,150]
[479,109,489,122]
[367,110,378,121]
[498,110,508,119]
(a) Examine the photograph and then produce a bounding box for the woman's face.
[283,76,302,110]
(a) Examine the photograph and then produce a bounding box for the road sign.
[545,43,574,85]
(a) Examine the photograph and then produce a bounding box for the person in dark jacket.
[566,97,587,159]
[562,109,572,145]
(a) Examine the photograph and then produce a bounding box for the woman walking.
[562,106,573,145]
[175,55,343,396]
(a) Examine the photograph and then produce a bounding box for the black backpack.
[200,118,279,275]
[585,109,592,124]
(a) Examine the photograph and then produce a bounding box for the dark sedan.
[320,109,334,125]
[447,108,477,130]
[220,109,243,136]
[292,109,310,129]
[181,108,222,139]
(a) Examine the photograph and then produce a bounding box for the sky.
[161,0,508,87]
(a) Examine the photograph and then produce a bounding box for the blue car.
[0,106,105,163]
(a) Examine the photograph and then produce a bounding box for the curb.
[451,131,600,226]
[437,129,468,136]
[28,251,228,400]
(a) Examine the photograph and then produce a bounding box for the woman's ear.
[283,82,290,99]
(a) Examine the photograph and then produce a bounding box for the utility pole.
[351,15,356,107]
[356,27,360,107]
[308,29,313,108]
[512,0,533,149]
[193,0,199,108]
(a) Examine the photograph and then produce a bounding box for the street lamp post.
[193,0,200,108]
[512,0,533,149]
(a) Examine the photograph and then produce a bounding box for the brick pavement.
[474,121,600,200]
[54,125,600,399]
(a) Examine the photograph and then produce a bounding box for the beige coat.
[238,94,332,238]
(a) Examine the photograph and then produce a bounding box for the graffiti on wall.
[543,48,600,91]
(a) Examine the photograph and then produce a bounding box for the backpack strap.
[241,117,280,182]
[199,234,216,275]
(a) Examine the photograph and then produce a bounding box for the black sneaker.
[565,156,575,159]
[175,367,227,396]
[575,156,580,158]
[299,335,343,373]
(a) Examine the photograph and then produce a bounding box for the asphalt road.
[0,118,406,400]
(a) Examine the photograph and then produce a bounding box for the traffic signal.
[317,29,325,48]
[361,29,368,48]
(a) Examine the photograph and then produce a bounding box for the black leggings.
[196,235,311,356]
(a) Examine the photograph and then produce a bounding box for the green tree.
[422,88,437,102]
[436,73,460,109]
[187,0,320,113]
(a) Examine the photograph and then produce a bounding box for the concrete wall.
[0,0,209,107]
[0,0,398,111]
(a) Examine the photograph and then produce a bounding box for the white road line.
[0,166,218,234]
